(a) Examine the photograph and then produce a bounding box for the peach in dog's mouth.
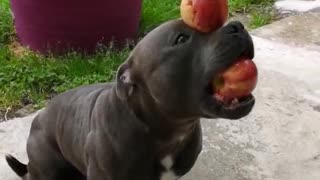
[208,57,258,109]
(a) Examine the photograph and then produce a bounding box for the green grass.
[0,0,275,117]
[0,47,130,111]
[229,0,275,14]
[248,5,275,29]
[0,0,14,45]
[140,0,181,34]
[249,12,273,29]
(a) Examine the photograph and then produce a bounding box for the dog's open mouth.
[213,92,254,109]
[204,54,257,111]
[205,82,255,111]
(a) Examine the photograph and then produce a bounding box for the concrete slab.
[0,113,36,180]
[252,36,320,104]
[251,12,320,51]
[275,0,320,13]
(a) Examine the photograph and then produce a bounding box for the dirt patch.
[8,41,31,57]
[0,104,39,123]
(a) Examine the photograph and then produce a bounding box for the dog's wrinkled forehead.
[136,20,193,52]
[129,19,197,70]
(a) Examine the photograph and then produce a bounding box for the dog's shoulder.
[53,82,114,101]
[42,82,115,114]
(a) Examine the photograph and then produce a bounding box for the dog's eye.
[174,33,190,45]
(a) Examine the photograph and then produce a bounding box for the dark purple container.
[10,0,142,54]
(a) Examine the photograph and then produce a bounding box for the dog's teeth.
[228,98,239,108]
[231,98,239,104]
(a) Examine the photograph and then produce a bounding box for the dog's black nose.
[224,21,245,34]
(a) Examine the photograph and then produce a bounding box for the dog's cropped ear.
[116,62,134,100]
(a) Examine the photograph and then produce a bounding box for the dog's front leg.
[85,132,114,180]
[85,130,156,180]
[172,123,202,177]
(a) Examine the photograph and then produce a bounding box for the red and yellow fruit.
[180,0,228,32]
[213,58,258,102]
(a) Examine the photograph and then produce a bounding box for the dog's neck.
[125,87,199,159]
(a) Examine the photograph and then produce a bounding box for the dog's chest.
[159,155,178,180]
[156,127,193,180]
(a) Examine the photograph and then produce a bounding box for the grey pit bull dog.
[6,19,255,180]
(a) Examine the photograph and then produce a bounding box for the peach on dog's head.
[180,0,228,32]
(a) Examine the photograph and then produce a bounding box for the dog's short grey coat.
[6,19,255,180]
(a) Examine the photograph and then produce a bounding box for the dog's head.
[116,20,255,120]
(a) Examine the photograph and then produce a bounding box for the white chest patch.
[160,170,178,180]
[161,155,174,170]
[160,155,179,180]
